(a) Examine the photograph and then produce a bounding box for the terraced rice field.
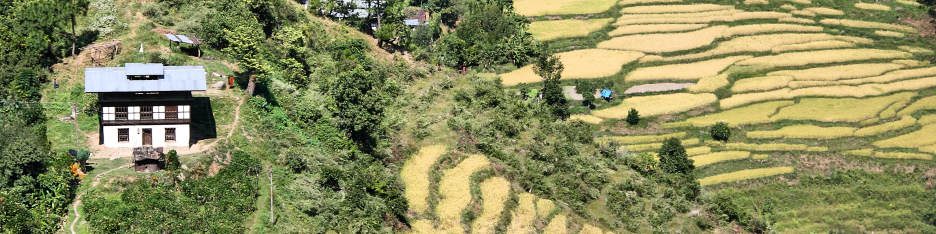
[472,177,511,234]
[437,154,491,232]
[530,18,614,41]
[401,145,446,213]
[691,151,751,167]
[514,0,618,16]
[500,49,644,86]
[699,167,795,186]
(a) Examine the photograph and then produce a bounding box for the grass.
[874,151,933,160]
[771,40,856,53]
[732,76,792,93]
[608,24,707,37]
[687,100,795,127]
[690,151,751,167]
[619,4,732,14]
[592,93,717,118]
[767,63,905,81]
[734,49,912,69]
[544,214,568,234]
[854,2,891,11]
[514,0,617,16]
[770,92,916,122]
[746,125,857,139]
[579,224,605,234]
[507,193,537,234]
[875,30,905,38]
[597,132,687,144]
[897,95,936,116]
[626,55,750,81]
[568,114,604,124]
[874,124,936,148]
[436,154,491,232]
[820,19,917,33]
[855,115,917,136]
[499,49,644,86]
[401,145,446,214]
[472,177,511,234]
[698,166,794,186]
[596,26,728,53]
[529,18,614,41]
[803,7,844,15]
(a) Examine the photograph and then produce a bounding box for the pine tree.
[626,108,640,125]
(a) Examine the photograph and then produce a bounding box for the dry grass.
[845,148,874,157]
[919,114,936,125]
[544,214,568,234]
[569,114,604,124]
[688,73,731,93]
[767,63,905,81]
[875,152,933,160]
[530,18,614,41]
[437,154,491,232]
[747,125,856,139]
[687,146,713,156]
[771,92,916,122]
[855,2,891,11]
[732,76,792,93]
[499,49,644,86]
[855,115,917,136]
[898,95,936,116]
[627,55,750,81]
[619,4,733,14]
[620,0,681,5]
[608,24,708,36]
[804,7,844,16]
[699,167,795,186]
[874,124,936,148]
[725,142,813,151]
[820,19,917,33]
[688,101,795,127]
[536,198,555,218]
[691,151,751,167]
[507,193,537,234]
[592,93,718,118]
[402,145,446,214]
[667,33,851,61]
[899,46,934,54]
[734,49,912,69]
[472,177,511,234]
[597,132,687,144]
[597,26,728,53]
[875,30,905,38]
[897,0,922,6]
[771,40,856,53]
[514,0,618,16]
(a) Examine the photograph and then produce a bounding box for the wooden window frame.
[166,105,178,119]
[115,106,128,120]
[118,128,130,142]
[165,128,176,142]
[141,106,153,120]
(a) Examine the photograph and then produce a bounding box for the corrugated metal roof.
[125,63,164,76]
[162,33,202,45]
[164,34,180,42]
[84,64,207,93]
[176,35,194,44]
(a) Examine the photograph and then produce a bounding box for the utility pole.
[269,168,274,225]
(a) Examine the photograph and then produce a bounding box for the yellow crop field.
[920,145,936,154]
[897,96,936,116]
[507,193,536,234]
[597,132,687,144]
[580,224,606,234]
[746,125,856,139]
[855,2,891,11]
[898,0,922,6]
[667,33,851,61]
[784,0,810,4]
[720,88,793,109]
[536,198,555,218]
[778,17,816,24]
[752,154,769,159]
[544,214,568,234]
[725,24,824,37]
[615,9,738,21]
[627,56,751,81]
[845,148,874,157]
[472,177,511,234]
[620,0,681,5]
[410,219,437,234]
[402,145,446,213]
[899,46,934,54]
[771,40,856,53]
[780,4,795,10]
[745,0,768,4]
[626,138,700,152]
[879,95,913,119]
[514,0,617,16]
[688,73,731,93]
[875,152,933,160]
[875,30,905,38]
[725,143,812,151]
[767,63,905,81]
[891,60,928,67]
[691,151,751,167]
[608,24,708,36]
[688,101,795,127]
[874,124,936,148]
[732,76,792,93]
[437,154,490,232]
[699,167,795,186]
[592,93,718,118]
[919,114,936,125]
[804,7,844,15]
[807,146,829,152]
[596,26,728,53]
[722,77,936,108]
[530,18,613,41]
[619,4,733,14]
[829,67,936,87]
[499,49,644,86]
[639,55,664,63]
[687,146,712,156]
[771,92,916,122]
[791,10,816,17]
[856,116,917,136]
[569,114,604,124]
[614,11,789,25]
[662,121,692,128]
[734,49,912,69]
[820,19,918,33]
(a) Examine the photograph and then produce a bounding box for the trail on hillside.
[70,163,131,234]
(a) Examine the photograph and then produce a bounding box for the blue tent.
[601,89,613,99]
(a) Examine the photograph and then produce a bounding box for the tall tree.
[657,138,693,174]
[534,53,569,120]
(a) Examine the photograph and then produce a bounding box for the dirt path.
[70,163,131,234]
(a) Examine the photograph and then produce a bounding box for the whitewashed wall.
[102,124,189,148]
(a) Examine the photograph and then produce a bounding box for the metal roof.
[125,63,164,76]
[162,33,202,45]
[84,64,207,93]
[164,34,180,42]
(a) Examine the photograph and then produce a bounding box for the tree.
[657,138,693,175]
[711,122,731,142]
[534,53,569,120]
[165,150,180,171]
[626,108,640,126]
[574,80,596,108]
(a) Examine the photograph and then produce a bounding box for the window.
[118,128,129,142]
[141,106,153,120]
[102,107,115,121]
[165,128,176,141]
[166,105,178,119]
[115,107,128,120]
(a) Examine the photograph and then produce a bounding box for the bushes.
[711,122,731,142]
[707,192,773,233]
[627,108,640,125]
[165,150,180,171]
[625,152,658,175]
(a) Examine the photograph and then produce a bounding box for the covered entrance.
[142,128,152,146]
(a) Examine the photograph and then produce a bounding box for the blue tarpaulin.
[601,89,613,98]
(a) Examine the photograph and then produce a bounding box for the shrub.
[711,122,731,142]
[625,152,657,175]
[658,138,693,174]
[626,108,640,125]
[165,150,180,171]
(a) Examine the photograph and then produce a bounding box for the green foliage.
[711,122,731,142]
[87,0,127,37]
[658,138,693,175]
[535,53,569,120]
[433,0,542,68]
[626,108,640,126]
[575,80,596,108]
[165,150,180,171]
[625,152,657,176]
[707,191,772,233]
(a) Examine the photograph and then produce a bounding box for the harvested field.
[804,7,844,16]
[734,49,912,69]
[899,46,934,54]
[437,154,491,232]
[725,142,814,151]
[597,26,728,53]
[747,125,857,139]
[687,146,713,156]
[920,114,936,125]
[771,40,856,53]
[499,49,644,86]
[544,214,568,234]
[855,2,891,11]
[874,124,936,148]
[856,116,917,136]
[771,92,916,122]
[732,76,792,93]
[897,96,936,115]
[597,132,687,144]
[688,101,795,127]
[619,4,733,14]
[667,33,857,61]
[627,56,751,81]
[569,114,604,124]
[875,151,933,160]
[536,198,556,218]
[608,24,708,37]
[530,18,614,41]
[402,145,446,213]
[820,19,918,33]
[767,63,905,81]
[691,151,751,167]
[699,167,795,186]
[624,83,694,94]
[619,0,681,5]
[592,93,718,118]
[472,177,511,234]
[875,30,905,38]
[688,73,730,92]
[507,193,537,234]
[514,0,617,16]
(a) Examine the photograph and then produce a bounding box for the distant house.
[84,63,206,148]
[404,8,430,27]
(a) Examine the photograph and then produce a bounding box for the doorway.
[142,128,152,146]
